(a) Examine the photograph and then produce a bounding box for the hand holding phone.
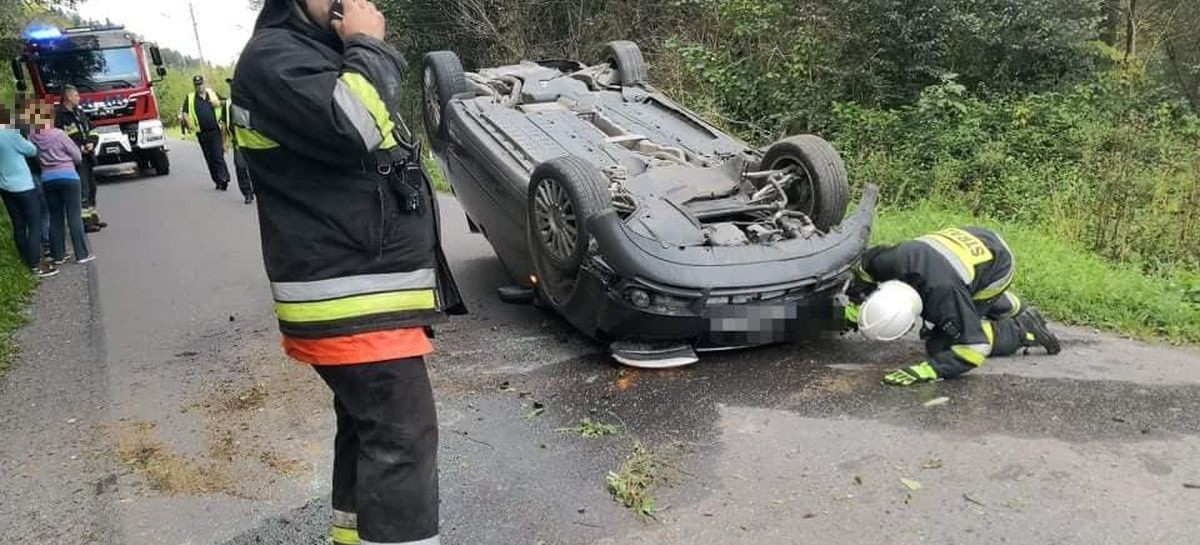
[331,0,385,41]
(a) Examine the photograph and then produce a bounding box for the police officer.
[53,85,104,232]
[846,227,1061,386]
[180,75,232,190]
[232,1,465,544]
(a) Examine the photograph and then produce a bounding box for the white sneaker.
[76,254,97,264]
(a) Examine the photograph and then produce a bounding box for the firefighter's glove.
[842,299,860,330]
[882,362,940,386]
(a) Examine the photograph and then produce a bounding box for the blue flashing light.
[24,24,63,41]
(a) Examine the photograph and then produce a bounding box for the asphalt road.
[2,139,1199,544]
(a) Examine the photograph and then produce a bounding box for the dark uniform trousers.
[313,357,440,544]
[232,148,254,197]
[197,130,231,187]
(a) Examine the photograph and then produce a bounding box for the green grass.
[0,215,36,375]
[873,204,1200,344]
[557,418,621,438]
[606,442,661,518]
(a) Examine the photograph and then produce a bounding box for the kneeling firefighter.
[232,0,466,544]
[845,227,1061,386]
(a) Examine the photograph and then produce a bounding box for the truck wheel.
[601,41,647,86]
[151,149,171,176]
[527,156,612,274]
[422,51,467,151]
[760,135,849,230]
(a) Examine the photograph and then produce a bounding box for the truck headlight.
[139,120,164,140]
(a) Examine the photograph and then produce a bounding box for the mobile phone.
[331,0,344,21]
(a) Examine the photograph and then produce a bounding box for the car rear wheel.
[527,156,612,305]
[601,41,647,86]
[760,135,849,230]
[422,51,467,151]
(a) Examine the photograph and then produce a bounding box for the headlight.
[139,120,164,138]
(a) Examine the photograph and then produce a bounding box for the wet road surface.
[2,140,1198,544]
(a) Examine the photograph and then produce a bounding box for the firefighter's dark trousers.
[196,130,231,187]
[313,357,440,545]
[925,291,1028,367]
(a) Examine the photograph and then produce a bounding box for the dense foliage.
[379,0,1200,275]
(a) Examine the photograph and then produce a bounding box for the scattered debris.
[259,451,308,477]
[1005,498,1026,511]
[174,351,200,358]
[963,493,986,506]
[220,384,268,413]
[923,397,950,408]
[853,475,864,486]
[525,401,546,419]
[606,442,661,518]
[451,430,494,449]
[115,421,230,494]
[498,381,515,392]
[1183,483,1200,490]
[900,478,923,491]
[922,458,944,470]
[803,512,818,519]
[556,418,620,438]
[1111,416,1127,423]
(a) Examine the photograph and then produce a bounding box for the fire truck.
[11,25,171,176]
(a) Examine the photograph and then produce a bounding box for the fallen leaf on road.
[853,475,863,486]
[900,478,923,491]
[923,397,950,407]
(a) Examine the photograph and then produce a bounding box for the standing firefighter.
[846,227,1061,386]
[232,1,465,544]
[181,75,232,190]
[53,85,104,232]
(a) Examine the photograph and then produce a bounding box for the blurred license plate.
[707,300,842,343]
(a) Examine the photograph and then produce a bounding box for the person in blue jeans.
[28,101,93,264]
[0,104,56,277]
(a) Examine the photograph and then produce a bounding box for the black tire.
[527,156,612,272]
[601,41,646,86]
[760,135,849,230]
[151,149,170,176]
[421,51,467,151]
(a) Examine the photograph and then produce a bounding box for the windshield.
[34,47,144,92]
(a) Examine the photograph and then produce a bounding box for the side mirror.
[157,66,167,77]
[149,45,164,67]
[10,59,26,93]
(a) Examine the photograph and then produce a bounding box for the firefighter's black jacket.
[231,0,464,340]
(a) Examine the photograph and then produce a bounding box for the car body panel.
[430,57,876,345]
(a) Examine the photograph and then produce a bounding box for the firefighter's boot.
[1016,307,1061,355]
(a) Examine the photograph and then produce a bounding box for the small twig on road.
[1184,483,1200,490]
[450,430,494,449]
[963,493,987,507]
[572,521,603,529]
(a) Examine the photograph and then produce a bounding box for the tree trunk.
[1124,0,1137,60]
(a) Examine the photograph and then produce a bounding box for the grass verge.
[0,215,36,375]
[872,204,1200,344]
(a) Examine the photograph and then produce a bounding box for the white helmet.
[858,280,923,342]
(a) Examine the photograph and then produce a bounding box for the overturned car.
[422,41,877,366]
